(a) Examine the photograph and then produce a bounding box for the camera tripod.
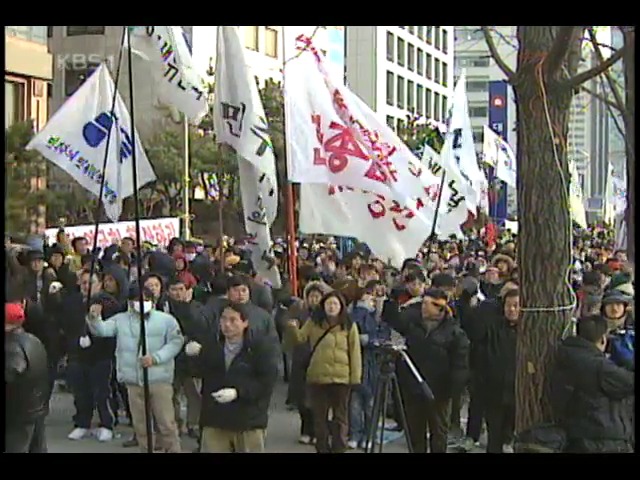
[364,347,434,453]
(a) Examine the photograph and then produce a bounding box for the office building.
[344,26,454,131]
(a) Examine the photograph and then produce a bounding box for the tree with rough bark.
[481,26,626,433]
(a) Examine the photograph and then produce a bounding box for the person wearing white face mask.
[86,285,185,453]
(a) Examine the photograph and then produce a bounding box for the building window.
[434,92,441,121]
[469,106,488,117]
[386,71,395,106]
[435,59,441,85]
[244,26,259,51]
[64,67,98,97]
[407,80,415,113]
[473,127,484,144]
[417,84,424,116]
[467,80,488,92]
[397,38,405,67]
[265,27,278,58]
[434,27,441,51]
[455,27,484,42]
[417,49,424,76]
[443,63,449,87]
[427,26,433,45]
[396,118,405,133]
[442,96,448,120]
[425,88,432,118]
[5,80,26,128]
[386,32,394,61]
[442,29,449,54]
[408,45,415,72]
[6,26,48,44]
[66,26,105,36]
[386,115,395,130]
[457,56,491,68]
[47,26,53,38]
[417,26,425,41]
[397,75,405,109]
[408,26,415,35]
[426,53,433,80]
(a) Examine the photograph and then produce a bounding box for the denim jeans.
[349,386,373,444]
[66,359,115,430]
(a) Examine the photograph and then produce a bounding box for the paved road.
[45,381,485,453]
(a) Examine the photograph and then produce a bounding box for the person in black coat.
[383,288,470,453]
[186,302,279,453]
[5,281,51,453]
[551,314,634,453]
[479,288,520,453]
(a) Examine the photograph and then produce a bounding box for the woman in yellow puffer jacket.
[286,291,362,453]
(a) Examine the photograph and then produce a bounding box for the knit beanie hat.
[609,272,634,297]
[5,303,25,326]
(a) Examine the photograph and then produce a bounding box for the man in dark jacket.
[384,288,470,453]
[55,269,120,442]
[479,288,520,453]
[551,314,634,453]
[186,302,279,452]
[232,259,274,314]
[5,301,50,453]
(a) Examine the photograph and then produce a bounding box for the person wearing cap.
[601,289,634,333]
[24,249,56,306]
[86,285,184,453]
[5,277,51,453]
[551,315,634,453]
[383,288,470,453]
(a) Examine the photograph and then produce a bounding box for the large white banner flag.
[27,63,156,222]
[214,26,280,288]
[483,125,516,188]
[439,72,485,213]
[127,26,208,123]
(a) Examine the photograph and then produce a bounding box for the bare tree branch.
[566,44,626,88]
[544,26,581,77]
[481,26,516,82]
[598,75,626,140]
[587,27,626,112]
[580,85,623,112]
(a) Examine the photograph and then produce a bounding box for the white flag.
[439,72,485,213]
[569,160,588,229]
[127,26,208,123]
[26,63,156,222]
[214,26,280,288]
[483,126,516,188]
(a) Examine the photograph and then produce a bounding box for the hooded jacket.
[173,252,198,291]
[148,251,176,282]
[103,265,130,307]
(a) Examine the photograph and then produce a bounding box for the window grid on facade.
[5,80,25,128]
[265,28,278,58]
[435,58,441,85]
[418,26,425,41]
[66,26,105,36]
[386,71,395,106]
[442,29,449,54]
[442,96,448,120]
[386,32,394,61]
[64,66,98,97]
[434,26,441,50]
[397,76,405,109]
[467,80,488,92]
[244,26,259,51]
[408,26,415,35]
[386,115,395,129]
[469,106,488,118]
[443,63,449,87]
[417,48,424,76]
[397,118,405,133]
[426,88,432,118]
[397,38,406,67]
[417,84,424,116]
[426,53,433,80]
[434,92,441,121]
[427,26,433,44]
[407,80,415,113]
[408,45,415,72]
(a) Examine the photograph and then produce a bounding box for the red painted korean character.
[367,199,386,219]
[311,114,324,144]
[408,163,423,178]
[153,224,167,246]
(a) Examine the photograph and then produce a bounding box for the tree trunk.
[622,27,635,264]
[513,27,574,434]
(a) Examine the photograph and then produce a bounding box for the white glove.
[211,388,238,404]
[359,334,370,346]
[79,335,92,349]
[49,281,63,294]
[185,341,202,357]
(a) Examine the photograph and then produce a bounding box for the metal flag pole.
[84,28,126,314]
[183,115,191,240]
[125,26,154,454]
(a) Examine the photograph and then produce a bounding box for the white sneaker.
[96,427,113,442]
[347,440,358,450]
[68,428,89,440]
[298,435,312,445]
[503,444,514,453]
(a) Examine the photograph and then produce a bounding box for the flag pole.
[125,26,154,454]
[84,28,127,310]
[281,27,299,297]
[427,171,448,252]
[183,115,191,240]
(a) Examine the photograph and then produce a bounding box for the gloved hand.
[49,281,63,294]
[610,331,635,367]
[185,341,202,356]
[79,335,92,349]
[211,388,238,404]
[359,334,369,346]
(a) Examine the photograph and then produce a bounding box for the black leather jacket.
[5,328,50,426]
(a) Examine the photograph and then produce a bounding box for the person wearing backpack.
[551,315,634,453]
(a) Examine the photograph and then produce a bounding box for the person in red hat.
[5,281,51,453]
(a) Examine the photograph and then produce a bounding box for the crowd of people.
[4,225,635,453]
